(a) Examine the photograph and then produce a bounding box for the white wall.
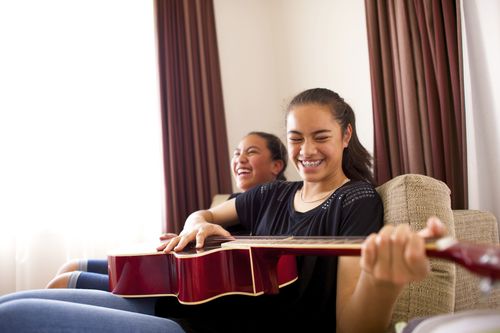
[214,0,373,190]
[462,0,500,224]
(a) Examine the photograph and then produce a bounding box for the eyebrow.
[287,129,332,135]
[234,145,261,151]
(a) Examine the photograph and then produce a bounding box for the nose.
[300,139,316,157]
[236,152,248,163]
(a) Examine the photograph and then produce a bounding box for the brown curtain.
[155,0,232,233]
[365,0,467,209]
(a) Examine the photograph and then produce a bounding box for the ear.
[343,124,352,148]
[271,160,285,176]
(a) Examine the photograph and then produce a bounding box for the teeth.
[301,160,321,168]
[237,168,251,175]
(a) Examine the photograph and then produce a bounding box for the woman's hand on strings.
[156,211,231,253]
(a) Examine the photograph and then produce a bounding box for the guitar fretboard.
[221,236,444,250]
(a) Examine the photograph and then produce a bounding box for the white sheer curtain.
[0,1,164,294]
[462,0,500,227]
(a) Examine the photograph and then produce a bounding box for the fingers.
[156,233,181,251]
[418,216,446,238]
[361,223,430,286]
[404,233,430,279]
[159,233,178,241]
[360,233,377,274]
[372,225,394,281]
[174,233,195,252]
[194,224,231,249]
[157,224,232,253]
[156,235,180,252]
[155,230,195,253]
[390,224,411,284]
[156,242,168,251]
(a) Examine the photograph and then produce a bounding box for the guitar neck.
[222,236,500,280]
[222,235,440,253]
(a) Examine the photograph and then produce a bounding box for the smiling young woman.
[231,131,287,192]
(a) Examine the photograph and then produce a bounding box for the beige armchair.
[377,174,500,330]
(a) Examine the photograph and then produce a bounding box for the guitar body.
[108,241,297,304]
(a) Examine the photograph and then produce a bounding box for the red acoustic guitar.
[108,236,500,304]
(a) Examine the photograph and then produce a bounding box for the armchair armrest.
[453,210,500,311]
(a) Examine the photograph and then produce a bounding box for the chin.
[238,181,250,191]
[300,173,322,182]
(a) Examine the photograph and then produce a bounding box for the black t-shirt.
[224,192,248,235]
[235,180,382,237]
[156,180,383,333]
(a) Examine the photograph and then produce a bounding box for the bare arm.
[336,257,403,333]
[157,198,239,252]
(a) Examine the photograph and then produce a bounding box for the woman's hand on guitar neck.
[360,216,447,287]
[156,210,231,253]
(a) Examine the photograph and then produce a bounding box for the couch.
[211,174,500,331]
[377,174,500,331]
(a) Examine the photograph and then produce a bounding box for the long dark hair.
[247,131,288,181]
[286,88,374,184]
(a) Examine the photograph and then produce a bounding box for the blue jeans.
[83,259,109,274]
[68,259,110,291]
[0,289,185,333]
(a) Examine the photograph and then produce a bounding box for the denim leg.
[0,298,185,333]
[86,259,109,274]
[69,258,110,290]
[71,271,110,291]
[0,289,157,315]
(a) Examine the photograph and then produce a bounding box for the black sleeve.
[338,185,384,236]
[234,182,283,233]
[228,192,241,200]
[234,184,264,232]
[223,193,247,235]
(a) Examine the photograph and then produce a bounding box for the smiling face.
[286,103,351,186]
[231,134,284,192]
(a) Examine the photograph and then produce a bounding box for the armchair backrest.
[376,174,456,327]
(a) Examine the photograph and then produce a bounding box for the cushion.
[376,174,456,328]
[453,210,500,311]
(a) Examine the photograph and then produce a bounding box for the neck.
[300,176,349,203]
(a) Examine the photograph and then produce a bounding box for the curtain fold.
[365,0,467,209]
[155,0,232,233]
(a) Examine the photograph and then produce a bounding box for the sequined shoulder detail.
[340,182,378,208]
[259,183,270,194]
